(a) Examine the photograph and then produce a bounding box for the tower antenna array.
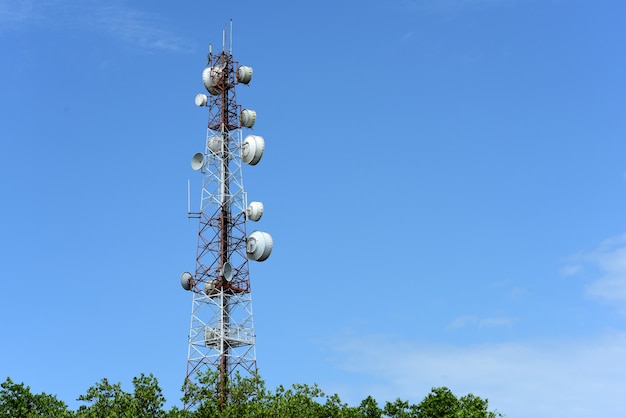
[181,24,272,409]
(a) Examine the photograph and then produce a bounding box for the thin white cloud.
[401,0,514,13]
[322,331,626,418]
[563,233,626,312]
[90,3,190,52]
[401,31,414,41]
[0,0,190,52]
[560,263,582,277]
[317,235,626,416]
[0,0,41,29]
[448,315,515,329]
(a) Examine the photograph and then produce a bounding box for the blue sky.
[1,0,625,416]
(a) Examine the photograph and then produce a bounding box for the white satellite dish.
[241,135,265,165]
[204,280,216,295]
[202,66,222,96]
[246,201,264,222]
[237,65,253,84]
[240,109,256,128]
[180,272,193,291]
[207,136,222,155]
[246,231,273,262]
[221,261,233,282]
[195,94,208,107]
[191,152,205,171]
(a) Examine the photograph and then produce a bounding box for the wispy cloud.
[563,233,626,312]
[0,0,41,29]
[448,315,516,329]
[321,331,626,418]
[401,0,516,13]
[89,3,190,52]
[0,0,191,52]
[401,31,414,41]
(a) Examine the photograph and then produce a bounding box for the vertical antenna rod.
[229,18,233,55]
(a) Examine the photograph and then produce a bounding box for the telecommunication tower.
[180,23,272,407]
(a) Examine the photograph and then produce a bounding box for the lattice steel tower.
[180,25,272,406]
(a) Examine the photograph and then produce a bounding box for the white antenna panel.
[246,201,264,221]
[237,66,253,84]
[221,261,233,281]
[241,135,265,165]
[191,152,205,171]
[180,272,193,290]
[208,136,223,155]
[195,94,208,107]
[202,66,221,96]
[246,231,273,262]
[204,280,216,295]
[240,109,256,128]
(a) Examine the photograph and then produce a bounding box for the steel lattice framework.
[184,42,264,408]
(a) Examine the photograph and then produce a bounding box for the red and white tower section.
[180,35,272,405]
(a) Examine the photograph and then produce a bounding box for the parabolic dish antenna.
[241,135,265,165]
[221,262,233,282]
[208,136,222,155]
[246,201,264,222]
[237,65,253,84]
[246,231,273,262]
[191,152,205,171]
[195,94,208,107]
[180,272,193,291]
[240,109,257,128]
[202,65,223,96]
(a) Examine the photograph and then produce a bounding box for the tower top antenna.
[221,19,233,54]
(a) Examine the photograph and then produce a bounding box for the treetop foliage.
[1,371,503,417]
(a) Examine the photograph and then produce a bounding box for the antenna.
[181,21,273,409]
[186,179,200,219]
[222,24,226,52]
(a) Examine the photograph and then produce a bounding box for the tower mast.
[181,24,272,408]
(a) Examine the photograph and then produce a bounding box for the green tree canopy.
[76,373,165,418]
[2,373,503,417]
[412,387,502,418]
[0,377,71,418]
